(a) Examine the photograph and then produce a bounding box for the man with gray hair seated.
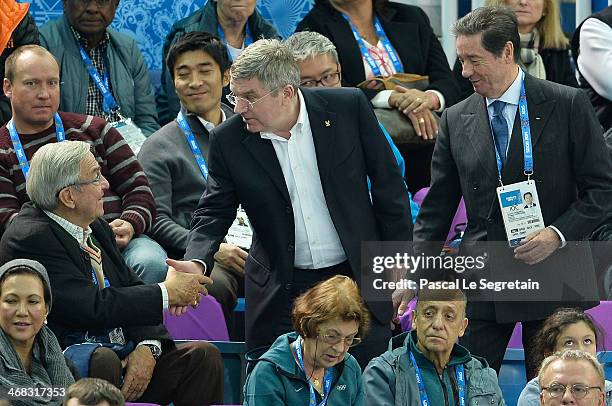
[285,31,418,221]
[170,38,413,368]
[0,141,224,405]
[538,350,606,405]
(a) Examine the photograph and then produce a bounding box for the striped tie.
[81,237,105,289]
[491,100,509,168]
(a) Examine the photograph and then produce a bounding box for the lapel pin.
[324,120,331,127]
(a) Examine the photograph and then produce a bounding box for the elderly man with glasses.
[539,350,606,406]
[0,140,224,406]
[0,44,167,285]
[170,38,413,369]
[363,289,505,405]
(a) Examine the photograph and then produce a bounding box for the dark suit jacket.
[296,1,460,107]
[184,87,413,347]
[0,203,174,352]
[414,73,612,321]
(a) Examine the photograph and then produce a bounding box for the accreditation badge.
[496,179,545,247]
[225,206,253,250]
[108,327,126,345]
[110,117,146,155]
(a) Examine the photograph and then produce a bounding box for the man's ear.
[222,69,230,88]
[3,78,12,98]
[57,187,76,209]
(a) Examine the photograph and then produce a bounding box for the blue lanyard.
[342,14,404,77]
[8,112,65,179]
[409,352,466,406]
[78,46,118,114]
[295,337,334,406]
[176,112,209,180]
[492,74,533,180]
[217,23,254,61]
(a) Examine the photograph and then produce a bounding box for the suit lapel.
[503,75,555,179]
[302,90,337,187]
[44,213,92,278]
[462,95,498,181]
[242,133,291,203]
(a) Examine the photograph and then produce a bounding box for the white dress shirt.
[197,108,227,132]
[485,68,566,246]
[260,90,347,269]
[578,18,612,100]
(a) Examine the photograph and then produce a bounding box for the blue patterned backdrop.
[26,0,315,72]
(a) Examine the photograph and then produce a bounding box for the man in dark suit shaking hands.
[170,39,413,367]
[412,7,612,379]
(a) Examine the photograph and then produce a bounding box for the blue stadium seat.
[500,349,527,405]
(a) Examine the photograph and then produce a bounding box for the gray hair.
[26,141,92,211]
[452,6,520,62]
[230,39,301,91]
[538,350,605,390]
[285,31,339,64]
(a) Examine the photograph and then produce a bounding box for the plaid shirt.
[70,27,120,122]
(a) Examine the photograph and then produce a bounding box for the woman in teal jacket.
[244,275,369,405]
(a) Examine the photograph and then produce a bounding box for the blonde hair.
[292,275,370,339]
[538,350,605,390]
[486,0,569,49]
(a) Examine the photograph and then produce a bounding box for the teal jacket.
[157,0,279,124]
[244,332,364,406]
[363,331,505,405]
[39,16,159,136]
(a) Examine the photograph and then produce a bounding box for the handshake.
[163,258,212,316]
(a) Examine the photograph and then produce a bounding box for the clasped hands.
[388,86,439,140]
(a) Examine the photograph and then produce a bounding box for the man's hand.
[391,288,416,328]
[514,227,561,265]
[407,109,438,140]
[165,259,212,316]
[121,345,156,401]
[109,219,135,249]
[214,243,248,275]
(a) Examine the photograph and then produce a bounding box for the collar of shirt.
[43,210,92,246]
[196,108,227,133]
[260,89,309,142]
[486,67,523,108]
[70,25,110,52]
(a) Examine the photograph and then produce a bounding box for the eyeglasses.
[541,383,602,399]
[300,72,341,88]
[58,171,103,195]
[318,334,362,348]
[72,0,113,7]
[226,87,279,110]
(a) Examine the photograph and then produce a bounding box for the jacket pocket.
[470,392,502,405]
[245,254,270,287]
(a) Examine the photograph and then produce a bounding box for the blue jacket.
[40,15,159,136]
[363,331,505,405]
[157,0,279,124]
[244,332,364,405]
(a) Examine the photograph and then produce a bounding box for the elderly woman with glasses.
[243,275,369,405]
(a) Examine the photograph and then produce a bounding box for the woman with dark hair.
[518,307,612,405]
[243,275,369,405]
[454,0,577,100]
[0,259,74,405]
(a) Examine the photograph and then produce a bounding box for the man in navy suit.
[413,6,612,379]
[170,39,413,367]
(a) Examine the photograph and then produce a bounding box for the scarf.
[0,325,75,405]
[520,29,547,80]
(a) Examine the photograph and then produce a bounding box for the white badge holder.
[496,179,545,247]
[110,115,146,155]
[108,327,126,345]
[225,205,253,250]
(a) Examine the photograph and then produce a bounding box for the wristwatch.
[142,344,162,360]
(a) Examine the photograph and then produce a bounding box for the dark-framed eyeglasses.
[300,72,341,88]
[226,87,280,110]
[72,0,113,7]
[541,383,602,399]
[318,333,362,348]
[57,171,103,196]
